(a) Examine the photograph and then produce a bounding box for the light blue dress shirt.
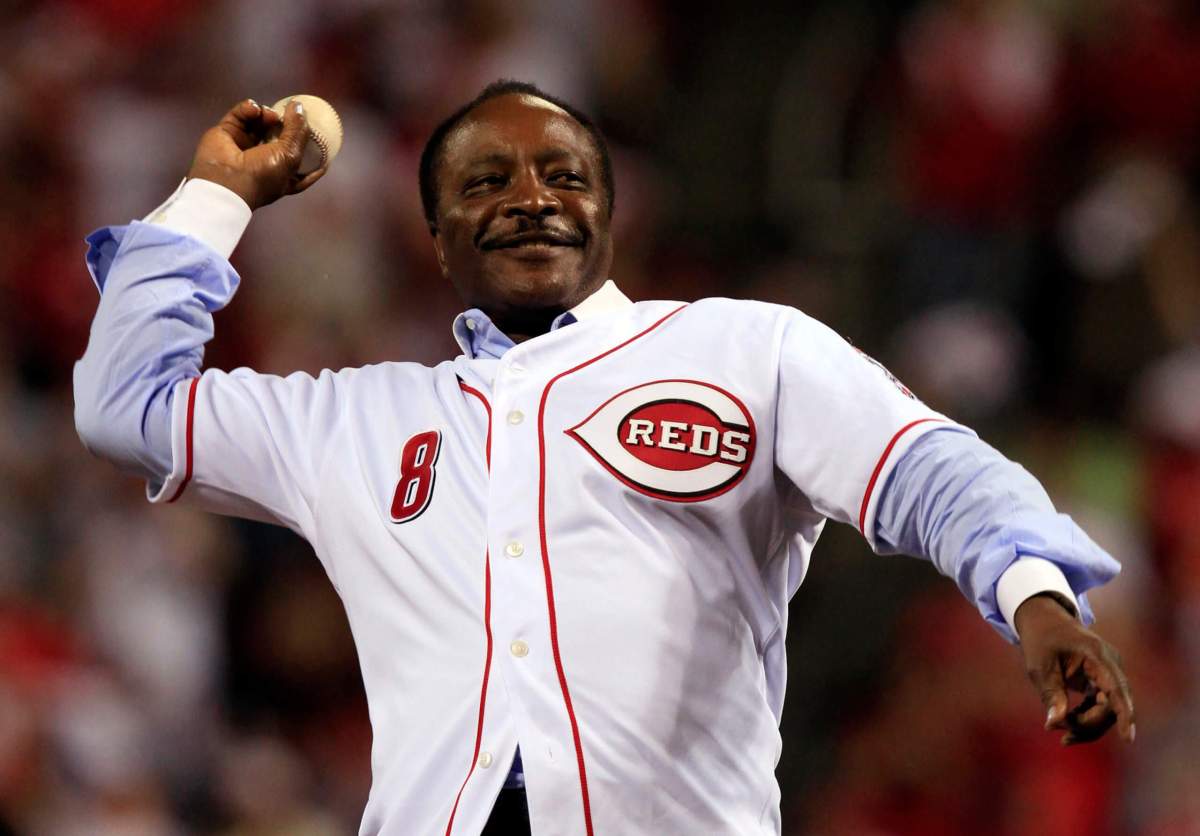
[75,218,1122,791]
[75,220,1121,634]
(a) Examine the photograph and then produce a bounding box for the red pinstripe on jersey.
[445,379,493,836]
[537,304,688,836]
[858,417,945,533]
[167,376,200,503]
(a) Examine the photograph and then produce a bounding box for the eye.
[548,170,586,188]
[463,174,505,195]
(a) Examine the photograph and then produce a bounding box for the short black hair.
[418,80,614,234]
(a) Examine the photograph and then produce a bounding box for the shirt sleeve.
[145,178,252,258]
[73,183,326,536]
[73,220,240,485]
[873,427,1122,643]
[773,306,961,540]
[73,179,252,484]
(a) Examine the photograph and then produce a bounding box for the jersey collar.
[452,280,633,360]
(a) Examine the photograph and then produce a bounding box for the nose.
[500,169,561,219]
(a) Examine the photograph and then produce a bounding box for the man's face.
[431,94,614,328]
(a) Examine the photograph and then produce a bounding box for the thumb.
[276,100,310,168]
[1036,659,1070,730]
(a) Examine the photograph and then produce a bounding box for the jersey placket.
[442,374,519,836]
[483,348,590,833]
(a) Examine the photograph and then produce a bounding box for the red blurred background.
[1,0,1198,833]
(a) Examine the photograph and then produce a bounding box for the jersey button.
[510,639,529,658]
[505,541,524,558]
[507,409,524,425]
[478,751,494,769]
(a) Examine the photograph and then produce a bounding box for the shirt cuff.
[996,557,1079,634]
[143,178,252,259]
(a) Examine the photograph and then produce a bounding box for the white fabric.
[997,556,1080,631]
[562,278,632,320]
[136,182,1078,830]
[150,290,972,835]
[145,178,252,259]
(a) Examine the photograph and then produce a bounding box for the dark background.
[1,0,1198,832]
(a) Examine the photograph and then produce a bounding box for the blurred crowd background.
[1,0,1198,833]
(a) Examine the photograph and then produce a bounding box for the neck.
[489,305,567,343]
[480,276,606,342]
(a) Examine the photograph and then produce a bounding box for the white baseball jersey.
[147,278,958,835]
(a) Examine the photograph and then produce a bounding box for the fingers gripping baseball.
[276,102,327,195]
[273,101,309,172]
[215,99,274,150]
[187,99,323,210]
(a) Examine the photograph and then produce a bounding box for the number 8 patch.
[390,430,441,523]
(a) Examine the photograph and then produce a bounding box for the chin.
[489,264,590,310]
[501,276,577,310]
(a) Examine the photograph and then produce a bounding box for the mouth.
[480,230,584,251]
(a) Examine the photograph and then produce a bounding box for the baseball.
[267,94,343,175]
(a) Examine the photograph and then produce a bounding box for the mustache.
[478,224,585,250]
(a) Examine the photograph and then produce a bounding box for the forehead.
[440,94,596,171]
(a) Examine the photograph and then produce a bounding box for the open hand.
[186,99,326,210]
[1015,593,1135,745]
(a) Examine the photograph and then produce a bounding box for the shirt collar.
[452,280,633,360]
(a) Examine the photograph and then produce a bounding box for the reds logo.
[566,380,756,502]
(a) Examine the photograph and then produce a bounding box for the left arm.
[876,427,1135,744]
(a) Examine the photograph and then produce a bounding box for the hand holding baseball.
[186,99,326,210]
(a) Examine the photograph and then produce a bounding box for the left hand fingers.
[1080,645,1136,742]
[1018,598,1136,745]
[1061,689,1117,745]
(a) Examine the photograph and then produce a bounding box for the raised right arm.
[72,181,250,485]
[73,99,322,492]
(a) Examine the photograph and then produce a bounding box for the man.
[75,81,1134,835]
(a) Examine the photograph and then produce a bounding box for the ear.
[431,230,450,280]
